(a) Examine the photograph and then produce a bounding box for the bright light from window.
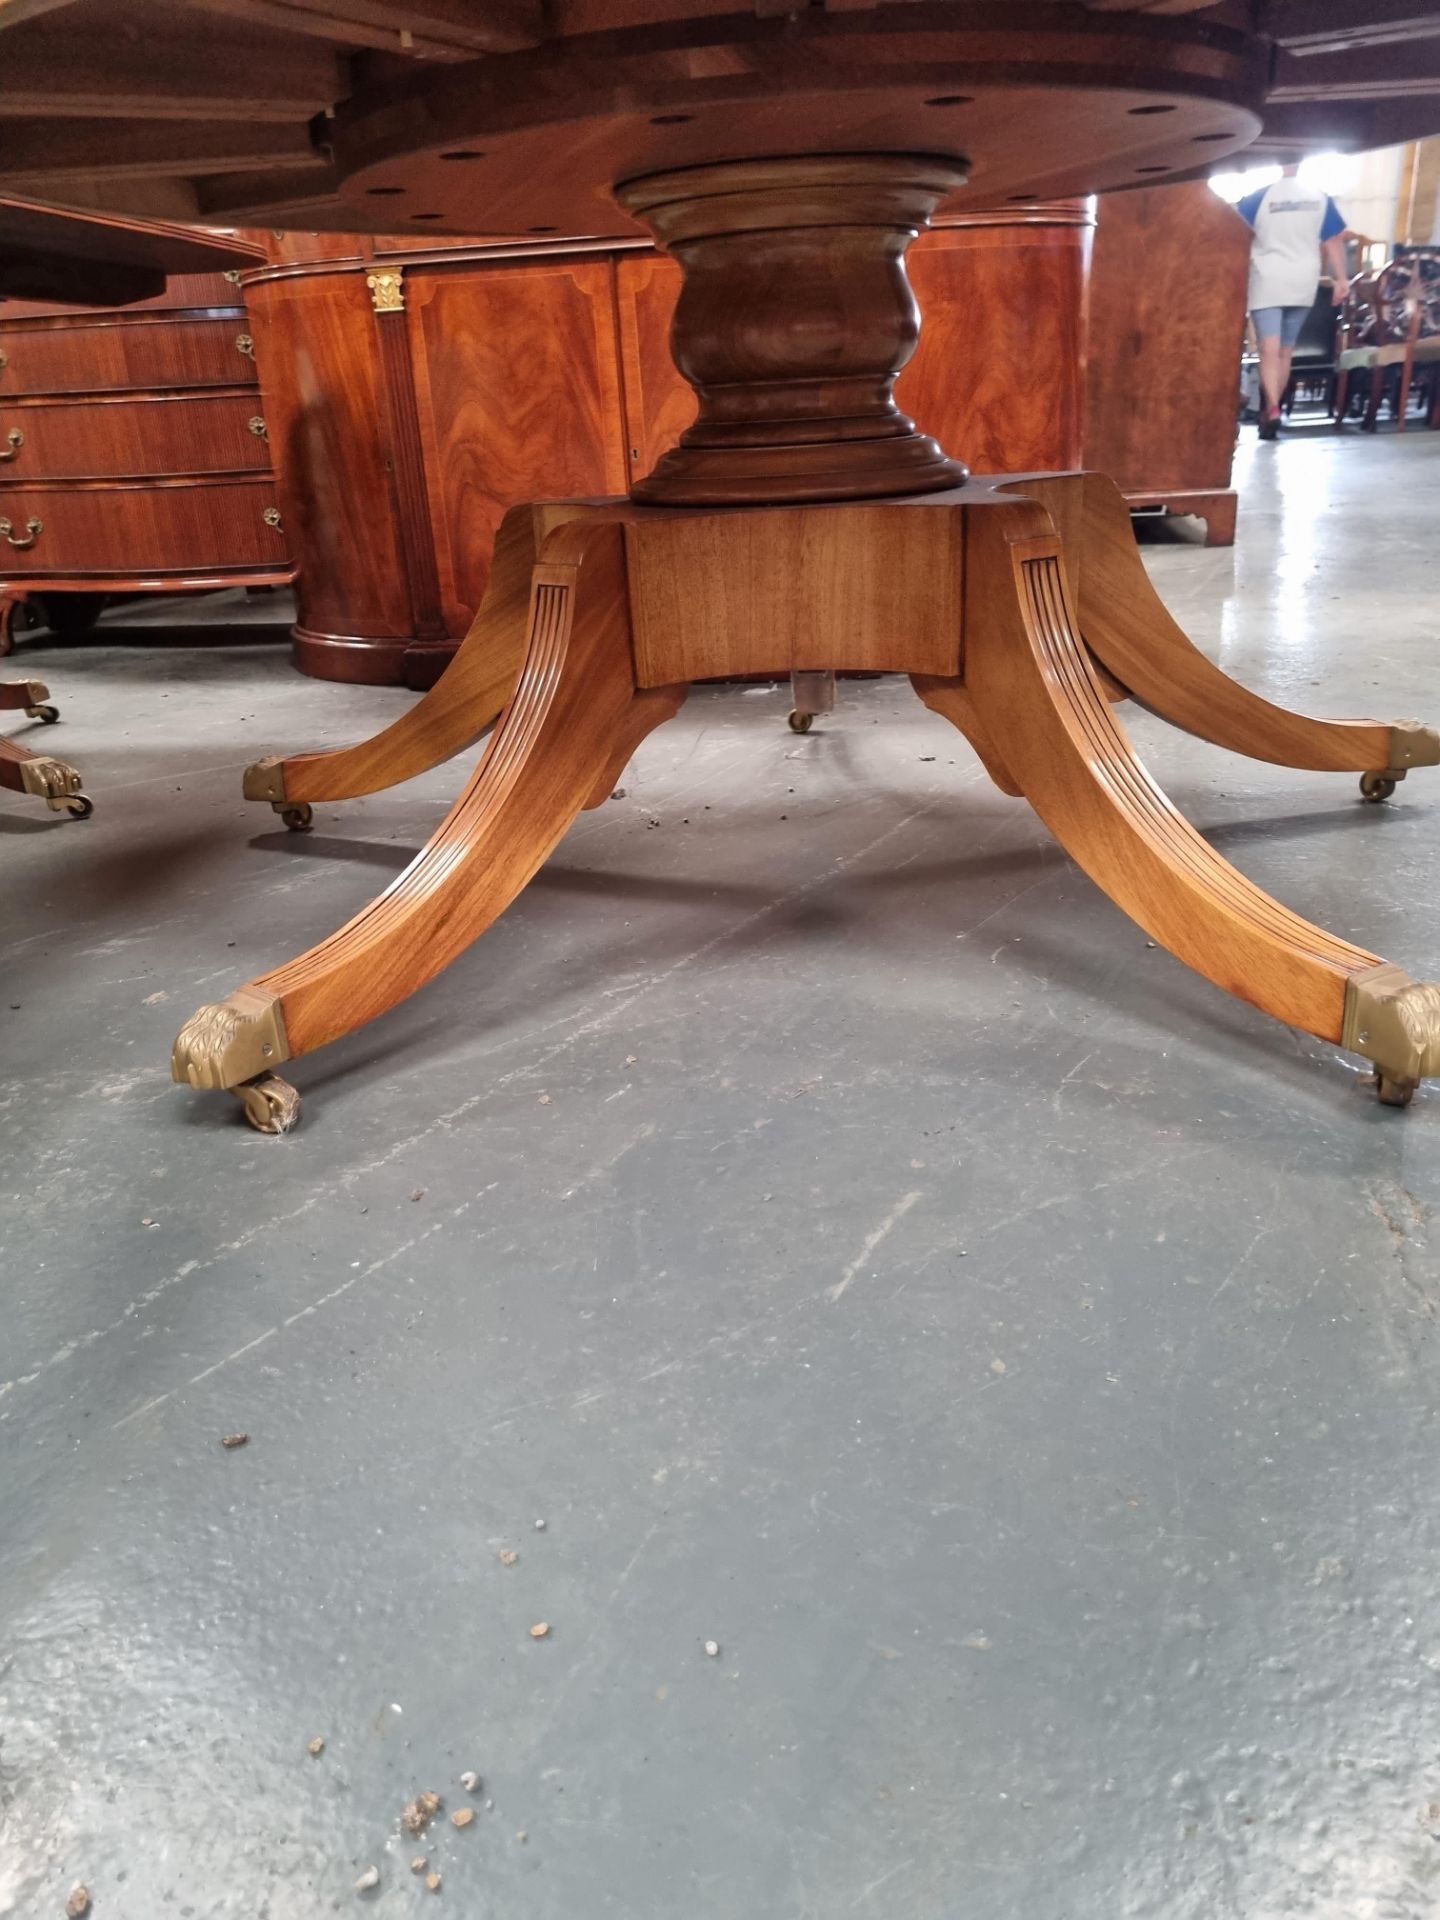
[1210,162,1279,205]
[1210,151,1359,205]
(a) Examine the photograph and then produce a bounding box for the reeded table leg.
[242,504,589,828]
[1063,472,1439,796]
[176,518,685,1131]
[917,500,1440,1106]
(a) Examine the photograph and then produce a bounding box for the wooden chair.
[1334,256,1440,431]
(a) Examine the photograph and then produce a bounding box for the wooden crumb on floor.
[308,1737,325,1756]
[425,1873,442,1893]
[410,1858,427,1875]
[402,1791,443,1834]
[452,1808,475,1829]
[529,1622,550,1639]
[409,1189,425,1202]
[65,1888,91,1918]
[354,1866,379,1892]
[537,1093,551,1105]
[498,1549,517,1566]
[459,1771,480,1793]
[220,1433,249,1449]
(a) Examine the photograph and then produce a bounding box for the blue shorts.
[1252,305,1309,348]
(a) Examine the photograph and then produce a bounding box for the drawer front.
[0,393,273,479]
[0,318,260,396]
[0,480,288,576]
[0,274,248,321]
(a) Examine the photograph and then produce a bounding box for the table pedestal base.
[176,469,1440,1130]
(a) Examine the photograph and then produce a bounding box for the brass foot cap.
[17,752,85,808]
[1343,963,1440,1101]
[243,755,286,803]
[1388,721,1440,770]
[172,986,289,1091]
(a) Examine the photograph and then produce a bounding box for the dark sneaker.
[1257,407,1280,441]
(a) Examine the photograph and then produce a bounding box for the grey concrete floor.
[4,428,1440,1920]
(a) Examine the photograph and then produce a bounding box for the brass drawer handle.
[235,332,256,361]
[0,515,42,550]
[263,506,283,531]
[0,427,22,462]
[248,415,268,441]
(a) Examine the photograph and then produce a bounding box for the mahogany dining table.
[3,0,1439,1130]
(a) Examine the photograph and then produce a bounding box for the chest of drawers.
[0,259,293,654]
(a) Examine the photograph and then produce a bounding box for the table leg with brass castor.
[242,504,590,823]
[1036,472,1440,800]
[176,521,685,1131]
[0,733,92,817]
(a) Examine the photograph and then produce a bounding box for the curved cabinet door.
[900,213,1092,476]
[245,271,411,648]
[407,257,628,637]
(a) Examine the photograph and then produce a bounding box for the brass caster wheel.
[230,1072,301,1134]
[277,802,313,832]
[64,792,94,820]
[26,702,59,724]
[1359,772,1398,803]
[788,709,813,734]
[1375,1071,1418,1108]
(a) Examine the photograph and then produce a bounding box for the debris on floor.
[704,1640,720,1657]
[308,1736,325,1756]
[65,1889,90,1918]
[459,1771,480,1792]
[425,1873,443,1893]
[410,1857,428,1876]
[220,1433,248,1449]
[402,1791,443,1834]
[533,1518,546,1531]
[498,1549,518,1566]
[354,1866,379,1893]
[452,1808,475,1829]
[529,1621,550,1639]
[409,1188,425,1202]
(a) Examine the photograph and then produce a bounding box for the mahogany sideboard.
[0,245,293,657]
[246,183,1247,687]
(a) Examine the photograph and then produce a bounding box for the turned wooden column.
[615,154,969,505]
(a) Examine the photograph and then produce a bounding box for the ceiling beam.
[179,0,543,59]
[1270,0,1440,54]
[0,31,343,121]
[0,118,326,180]
[1271,39,1440,98]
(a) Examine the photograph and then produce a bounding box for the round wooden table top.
[1,1,1435,240]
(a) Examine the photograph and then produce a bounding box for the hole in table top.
[1135,165,1169,173]
[529,225,559,233]
[366,185,405,196]
[1192,131,1233,142]
[411,211,445,220]
[650,113,693,125]
[440,149,486,160]
[924,94,974,107]
[1128,103,1176,115]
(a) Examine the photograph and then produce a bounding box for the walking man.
[1237,165,1350,439]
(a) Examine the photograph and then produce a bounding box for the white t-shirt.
[1237,180,1346,311]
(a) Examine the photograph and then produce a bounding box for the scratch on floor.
[108,1191,495,1431]
[827,1190,922,1303]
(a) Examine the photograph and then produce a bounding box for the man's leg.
[1255,313,1285,436]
